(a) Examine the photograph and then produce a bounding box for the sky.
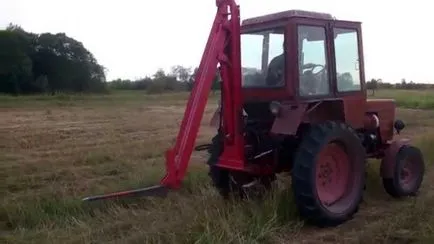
[1,0,433,83]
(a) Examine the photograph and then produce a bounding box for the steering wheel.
[302,63,325,75]
[300,63,327,95]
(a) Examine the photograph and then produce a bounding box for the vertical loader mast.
[161,0,244,188]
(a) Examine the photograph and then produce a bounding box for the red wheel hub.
[399,157,420,191]
[400,161,412,183]
[315,142,350,207]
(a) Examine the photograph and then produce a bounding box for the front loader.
[83,0,425,227]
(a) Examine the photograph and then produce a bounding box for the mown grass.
[0,90,220,108]
[1,171,301,243]
[1,88,434,243]
[1,132,433,244]
[369,89,434,109]
[2,88,433,109]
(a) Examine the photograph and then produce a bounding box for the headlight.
[269,101,281,116]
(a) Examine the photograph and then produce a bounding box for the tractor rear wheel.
[382,145,425,198]
[292,121,366,227]
[207,134,276,199]
[209,166,276,199]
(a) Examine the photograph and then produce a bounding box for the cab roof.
[241,9,334,26]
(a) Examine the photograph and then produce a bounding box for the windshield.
[241,28,285,88]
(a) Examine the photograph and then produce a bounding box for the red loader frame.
[82,0,243,201]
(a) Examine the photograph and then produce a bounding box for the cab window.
[240,28,285,87]
[334,28,361,92]
[297,25,330,96]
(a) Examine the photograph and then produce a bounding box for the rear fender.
[270,104,308,135]
[271,100,345,135]
[210,103,308,135]
[302,100,345,124]
[212,100,345,134]
[380,138,411,178]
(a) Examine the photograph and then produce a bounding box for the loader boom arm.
[81,0,243,202]
[161,0,244,188]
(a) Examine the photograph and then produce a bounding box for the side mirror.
[394,119,405,134]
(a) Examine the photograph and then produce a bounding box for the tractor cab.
[240,10,365,101]
[211,9,369,139]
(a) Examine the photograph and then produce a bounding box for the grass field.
[369,89,434,109]
[1,89,434,243]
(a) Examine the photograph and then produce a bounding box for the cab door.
[293,19,333,100]
[330,20,367,128]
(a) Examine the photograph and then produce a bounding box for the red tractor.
[83,0,425,227]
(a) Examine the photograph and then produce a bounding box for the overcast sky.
[1,0,433,83]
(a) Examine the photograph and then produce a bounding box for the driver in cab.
[265,43,327,96]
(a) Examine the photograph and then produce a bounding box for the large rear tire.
[292,121,366,227]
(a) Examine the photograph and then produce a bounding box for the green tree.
[0,30,33,94]
[31,32,106,93]
[366,78,379,96]
[170,65,191,83]
[337,72,354,91]
[188,67,220,93]
[0,24,107,95]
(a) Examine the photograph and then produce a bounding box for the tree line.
[1,24,431,96]
[108,65,221,94]
[0,24,219,95]
[0,24,106,95]
[366,78,434,95]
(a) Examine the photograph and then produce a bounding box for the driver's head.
[265,53,284,86]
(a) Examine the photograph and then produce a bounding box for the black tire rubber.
[206,134,230,197]
[291,121,366,227]
[207,133,276,199]
[382,145,425,198]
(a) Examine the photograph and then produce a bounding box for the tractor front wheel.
[292,121,366,227]
[382,145,425,198]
